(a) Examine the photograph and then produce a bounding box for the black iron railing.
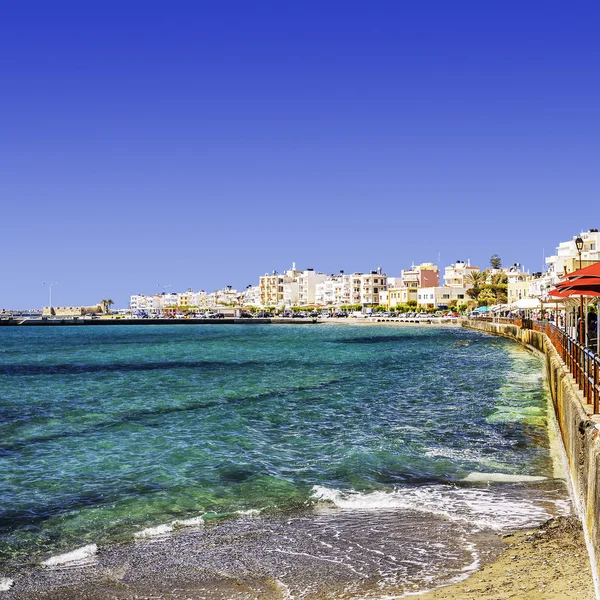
[520,319,599,413]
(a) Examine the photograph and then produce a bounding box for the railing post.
[593,356,600,415]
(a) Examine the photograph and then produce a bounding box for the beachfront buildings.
[386,263,440,307]
[505,230,600,306]
[259,272,285,307]
[506,265,531,303]
[313,269,388,307]
[384,262,475,310]
[290,269,327,306]
[546,230,600,281]
[444,260,480,287]
[416,286,469,309]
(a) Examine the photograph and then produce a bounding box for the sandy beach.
[415,516,595,600]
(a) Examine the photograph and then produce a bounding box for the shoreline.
[1,516,592,600]
[413,516,595,600]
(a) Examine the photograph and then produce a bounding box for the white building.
[297,269,327,305]
[315,275,342,306]
[130,294,161,316]
[416,286,468,309]
[240,285,261,307]
[359,270,387,306]
[444,260,480,287]
[283,280,300,307]
[546,229,600,282]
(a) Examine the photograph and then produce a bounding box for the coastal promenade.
[464,317,600,598]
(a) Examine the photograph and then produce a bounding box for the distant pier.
[0,317,319,326]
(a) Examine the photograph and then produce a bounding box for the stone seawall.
[464,319,600,597]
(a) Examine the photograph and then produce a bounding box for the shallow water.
[0,324,569,596]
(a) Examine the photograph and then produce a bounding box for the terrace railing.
[520,319,600,414]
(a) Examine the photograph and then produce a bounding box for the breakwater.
[463,319,600,597]
[0,317,317,326]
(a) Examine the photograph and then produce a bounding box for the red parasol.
[562,262,600,282]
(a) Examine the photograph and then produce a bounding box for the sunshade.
[511,298,541,309]
[549,287,600,298]
[556,277,600,289]
[562,261,600,281]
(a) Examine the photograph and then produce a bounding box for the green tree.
[490,272,507,285]
[490,254,502,269]
[478,289,496,307]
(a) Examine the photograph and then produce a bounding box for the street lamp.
[42,282,58,312]
[575,236,584,344]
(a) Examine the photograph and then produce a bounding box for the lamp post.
[43,282,57,313]
[575,236,584,344]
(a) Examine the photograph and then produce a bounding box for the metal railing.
[521,319,600,414]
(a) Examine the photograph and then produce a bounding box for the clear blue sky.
[1,1,598,309]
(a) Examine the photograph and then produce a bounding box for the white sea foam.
[462,472,546,483]
[136,515,206,537]
[42,544,97,567]
[311,484,555,531]
[133,524,174,538]
[234,509,261,516]
[0,578,14,592]
[172,516,205,527]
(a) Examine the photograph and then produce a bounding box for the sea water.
[0,324,570,596]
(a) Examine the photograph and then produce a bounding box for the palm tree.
[100,299,114,314]
[466,270,487,287]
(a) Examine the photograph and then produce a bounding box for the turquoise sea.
[0,324,569,597]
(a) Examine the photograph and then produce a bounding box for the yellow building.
[259,273,285,306]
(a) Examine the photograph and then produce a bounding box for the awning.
[511,298,541,309]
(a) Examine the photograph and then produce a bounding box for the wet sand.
[1,515,594,600]
[416,516,595,600]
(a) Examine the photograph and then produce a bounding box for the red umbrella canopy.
[551,276,600,297]
[549,287,600,298]
[556,276,600,289]
[563,261,600,281]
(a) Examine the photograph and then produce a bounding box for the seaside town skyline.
[12,228,595,315]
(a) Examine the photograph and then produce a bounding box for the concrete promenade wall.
[464,319,600,594]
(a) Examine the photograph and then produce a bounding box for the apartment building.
[130,294,162,315]
[546,229,600,280]
[359,270,387,306]
[416,286,467,309]
[506,265,531,303]
[388,287,417,307]
[297,269,327,305]
[315,275,341,306]
[241,285,261,307]
[259,272,285,307]
[386,263,439,308]
[444,260,480,287]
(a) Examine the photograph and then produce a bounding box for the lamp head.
[575,237,584,253]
